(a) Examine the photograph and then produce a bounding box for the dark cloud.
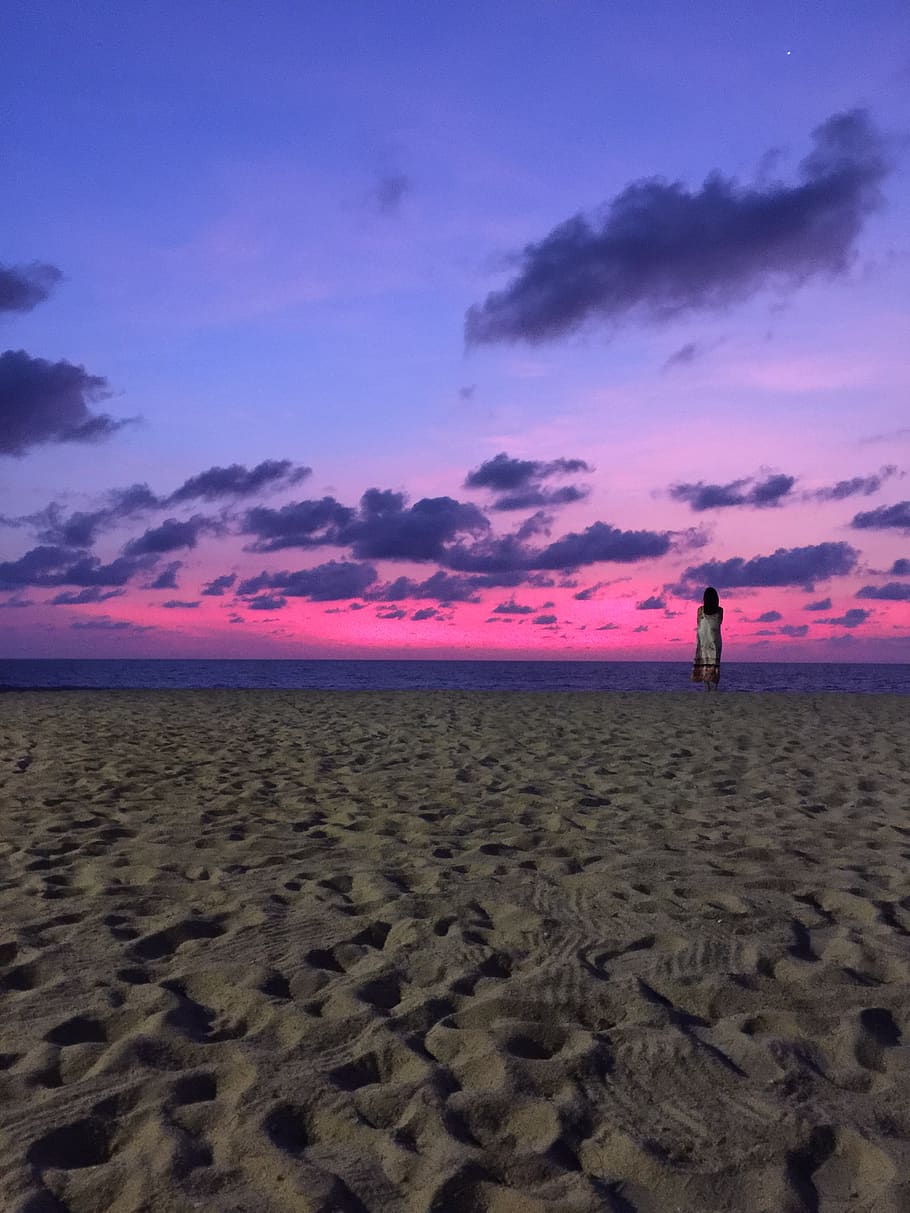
[851,501,910,532]
[492,600,536,615]
[201,572,237,596]
[810,465,897,501]
[465,452,592,491]
[597,622,619,631]
[368,570,483,604]
[637,595,666,610]
[0,545,153,591]
[891,558,910,576]
[445,520,670,576]
[856,582,910,601]
[243,497,355,551]
[161,600,201,609]
[0,595,32,607]
[0,262,63,314]
[515,510,554,541]
[755,609,783,622]
[71,616,153,633]
[411,607,438,621]
[670,473,795,511]
[49,586,124,605]
[27,484,159,548]
[377,607,408,620]
[662,342,700,372]
[633,624,649,633]
[465,110,889,345]
[169,460,310,504]
[459,385,476,400]
[680,541,858,589]
[149,562,182,590]
[238,560,378,602]
[804,597,832,611]
[343,492,489,561]
[532,521,671,569]
[533,614,557,625]
[247,595,287,611]
[817,607,871,627]
[491,485,589,512]
[0,349,130,457]
[374,173,410,214]
[123,516,218,556]
[780,624,809,638]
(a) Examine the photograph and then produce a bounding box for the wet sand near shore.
[2,690,909,1212]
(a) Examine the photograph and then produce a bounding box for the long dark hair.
[703,586,720,616]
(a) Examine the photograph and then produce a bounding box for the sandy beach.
[1,690,909,1213]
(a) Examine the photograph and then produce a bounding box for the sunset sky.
[2,1,909,661]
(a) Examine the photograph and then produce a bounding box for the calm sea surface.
[1,659,909,694]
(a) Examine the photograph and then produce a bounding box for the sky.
[2,0,909,662]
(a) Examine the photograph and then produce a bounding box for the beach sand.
[1,690,909,1213]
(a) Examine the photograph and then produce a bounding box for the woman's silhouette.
[691,586,723,691]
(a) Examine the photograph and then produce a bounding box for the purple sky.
[2,1,909,660]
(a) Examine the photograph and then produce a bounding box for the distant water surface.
[2,659,909,693]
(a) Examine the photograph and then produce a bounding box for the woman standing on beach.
[692,586,723,690]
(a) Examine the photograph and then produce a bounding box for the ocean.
[1,659,909,693]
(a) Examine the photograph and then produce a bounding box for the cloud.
[515,510,554,541]
[465,452,593,491]
[633,624,649,633]
[532,521,671,568]
[0,349,130,457]
[680,541,858,589]
[49,586,125,605]
[754,609,783,622]
[71,616,154,633]
[0,595,32,608]
[377,607,408,620]
[596,622,619,631]
[123,516,219,556]
[465,109,889,345]
[851,501,910,532]
[856,582,910,601]
[636,595,666,610]
[491,485,590,511]
[149,561,182,590]
[891,558,910,576]
[344,491,489,561]
[169,460,310,503]
[247,595,287,611]
[0,262,63,314]
[533,613,557,625]
[817,607,871,627]
[374,173,410,214]
[661,342,701,372]
[492,600,536,615]
[238,560,378,602]
[201,572,237,596]
[411,607,438,620]
[780,624,809,638]
[242,496,355,551]
[0,545,153,590]
[810,465,898,501]
[367,570,483,603]
[26,484,160,548]
[670,473,795,510]
[804,597,832,611]
[161,600,201,609]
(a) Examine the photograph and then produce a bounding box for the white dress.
[692,606,723,683]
